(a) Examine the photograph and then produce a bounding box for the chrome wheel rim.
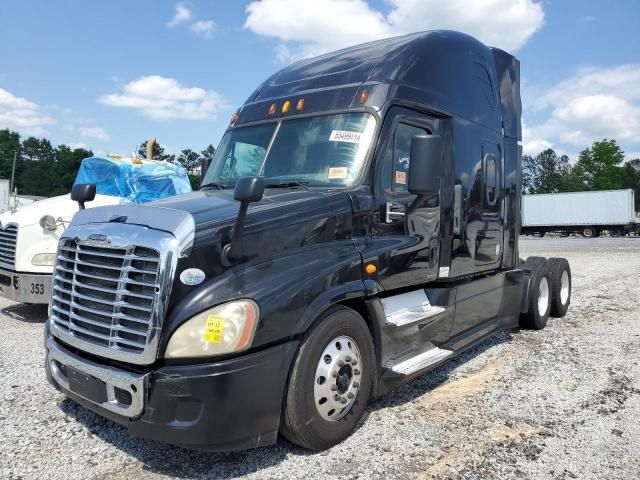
[313,335,362,421]
[560,270,570,305]
[583,228,593,237]
[538,276,550,316]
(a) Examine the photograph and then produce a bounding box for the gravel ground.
[1,237,639,479]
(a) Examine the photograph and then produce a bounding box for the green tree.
[200,144,216,162]
[52,145,93,196]
[136,140,176,163]
[0,129,22,187]
[523,148,571,194]
[572,139,626,191]
[177,148,201,189]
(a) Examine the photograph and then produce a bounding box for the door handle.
[385,202,405,223]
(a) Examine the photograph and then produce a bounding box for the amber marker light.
[359,89,369,104]
[365,263,377,275]
[296,98,305,111]
[230,111,239,124]
[268,103,277,115]
[281,100,291,113]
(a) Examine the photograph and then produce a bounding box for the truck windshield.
[202,112,376,188]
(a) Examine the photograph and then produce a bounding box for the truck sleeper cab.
[44,31,572,451]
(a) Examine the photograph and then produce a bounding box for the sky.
[0,0,638,161]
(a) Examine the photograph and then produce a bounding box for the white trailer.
[522,189,639,238]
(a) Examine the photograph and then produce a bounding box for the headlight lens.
[39,215,57,231]
[31,253,56,266]
[165,299,259,358]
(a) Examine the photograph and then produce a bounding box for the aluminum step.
[389,347,453,375]
[385,304,446,328]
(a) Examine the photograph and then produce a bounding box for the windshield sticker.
[395,170,407,185]
[328,167,349,179]
[329,130,362,144]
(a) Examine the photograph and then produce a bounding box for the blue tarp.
[73,156,192,204]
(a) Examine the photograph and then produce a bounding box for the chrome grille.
[51,239,161,357]
[0,224,18,269]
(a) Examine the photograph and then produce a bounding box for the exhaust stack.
[146,137,156,160]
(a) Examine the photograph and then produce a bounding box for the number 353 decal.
[30,283,45,295]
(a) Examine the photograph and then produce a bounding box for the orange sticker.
[328,167,348,179]
[395,170,407,185]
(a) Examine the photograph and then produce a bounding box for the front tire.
[280,306,374,450]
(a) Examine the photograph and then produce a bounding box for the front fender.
[160,240,365,355]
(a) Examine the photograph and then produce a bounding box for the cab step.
[381,289,446,329]
[387,345,453,376]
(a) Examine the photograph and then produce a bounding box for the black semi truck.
[44,31,572,451]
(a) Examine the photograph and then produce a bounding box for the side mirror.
[408,134,443,196]
[71,183,96,210]
[200,157,212,185]
[226,176,265,262]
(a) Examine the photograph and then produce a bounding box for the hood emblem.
[180,268,206,286]
[87,233,110,243]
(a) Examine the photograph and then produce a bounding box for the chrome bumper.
[0,268,52,304]
[47,337,147,418]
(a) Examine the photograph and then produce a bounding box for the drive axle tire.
[582,227,596,238]
[548,257,571,318]
[280,306,374,450]
[520,260,552,330]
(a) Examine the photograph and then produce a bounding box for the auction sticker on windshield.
[328,167,348,179]
[329,130,362,143]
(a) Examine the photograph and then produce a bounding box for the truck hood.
[69,188,353,249]
[0,193,119,228]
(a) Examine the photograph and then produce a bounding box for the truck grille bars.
[0,224,18,269]
[50,235,169,365]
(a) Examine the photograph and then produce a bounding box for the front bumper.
[46,334,299,451]
[0,268,52,304]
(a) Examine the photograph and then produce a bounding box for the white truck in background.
[522,189,640,238]
[0,153,192,304]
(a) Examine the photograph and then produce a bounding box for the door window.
[382,123,429,193]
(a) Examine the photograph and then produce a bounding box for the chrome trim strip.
[47,337,146,418]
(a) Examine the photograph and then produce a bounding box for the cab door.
[371,107,443,291]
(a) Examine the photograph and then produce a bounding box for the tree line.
[523,139,640,210]
[0,128,215,197]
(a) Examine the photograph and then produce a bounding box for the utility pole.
[10,151,17,193]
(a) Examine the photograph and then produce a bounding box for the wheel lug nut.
[338,360,345,367]
[340,397,347,404]
[331,385,337,391]
[347,392,354,399]
[346,356,352,362]
[351,359,358,366]
[354,369,360,375]
[353,381,359,388]
[332,371,338,377]
[334,394,340,401]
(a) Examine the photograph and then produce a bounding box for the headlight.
[31,253,56,266]
[165,299,259,358]
[39,215,57,231]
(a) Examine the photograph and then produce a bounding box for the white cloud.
[99,75,226,120]
[245,0,544,62]
[526,65,640,153]
[190,20,216,39]
[0,88,53,136]
[168,3,192,28]
[66,142,90,150]
[80,126,110,142]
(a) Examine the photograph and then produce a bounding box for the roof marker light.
[230,111,239,124]
[296,98,305,111]
[359,89,369,104]
[281,100,291,113]
[268,103,277,115]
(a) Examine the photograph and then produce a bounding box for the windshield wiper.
[200,182,231,190]
[264,180,311,190]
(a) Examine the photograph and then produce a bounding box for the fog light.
[32,253,56,266]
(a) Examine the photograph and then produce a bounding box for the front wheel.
[280,306,374,450]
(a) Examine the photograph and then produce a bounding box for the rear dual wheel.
[520,259,552,330]
[280,306,374,450]
[547,257,571,317]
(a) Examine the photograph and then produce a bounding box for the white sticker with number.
[329,130,362,144]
